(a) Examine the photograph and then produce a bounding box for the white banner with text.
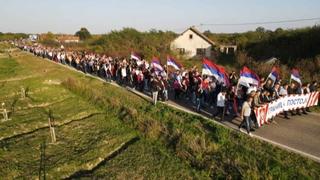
[254,92,319,126]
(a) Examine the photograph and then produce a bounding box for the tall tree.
[256,27,266,33]
[75,27,92,40]
[46,31,55,40]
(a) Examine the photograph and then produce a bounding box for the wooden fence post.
[21,87,26,99]
[48,117,56,143]
[1,103,9,121]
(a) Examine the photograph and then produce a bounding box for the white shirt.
[242,101,251,117]
[279,87,287,96]
[57,53,61,60]
[216,92,225,107]
[121,68,127,77]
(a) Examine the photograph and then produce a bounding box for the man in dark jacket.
[288,82,301,115]
[151,75,161,105]
[310,81,318,92]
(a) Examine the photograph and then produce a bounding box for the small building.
[219,45,237,54]
[171,26,216,58]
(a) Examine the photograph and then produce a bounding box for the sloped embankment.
[62,77,320,179]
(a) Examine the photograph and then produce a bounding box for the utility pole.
[48,110,56,143]
[39,141,46,180]
[21,87,26,99]
[1,103,10,121]
[48,117,56,143]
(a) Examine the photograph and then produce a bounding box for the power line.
[199,17,320,27]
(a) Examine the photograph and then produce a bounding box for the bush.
[88,28,177,60]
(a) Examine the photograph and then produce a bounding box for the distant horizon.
[1,0,319,34]
[2,24,319,35]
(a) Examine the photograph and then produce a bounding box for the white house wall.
[171,29,212,58]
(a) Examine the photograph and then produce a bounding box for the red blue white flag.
[167,56,182,70]
[151,57,164,72]
[267,66,280,82]
[239,66,260,87]
[202,58,229,86]
[290,68,302,84]
[130,52,141,61]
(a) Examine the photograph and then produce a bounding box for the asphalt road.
[154,96,320,162]
[250,112,320,158]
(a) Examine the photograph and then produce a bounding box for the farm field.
[0,46,205,179]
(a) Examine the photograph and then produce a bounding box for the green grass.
[0,58,21,79]
[310,106,320,113]
[0,55,139,179]
[0,77,100,141]
[0,45,206,179]
[0,114,136,179]
[0,44,320,179]
[79,139,207,179]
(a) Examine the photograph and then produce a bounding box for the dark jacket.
[287,87,296,95]
[151,78,161,92]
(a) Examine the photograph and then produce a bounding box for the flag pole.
[234,80,240,116]
[166,56,169,81]
[289,74,292,84]
[166,63,169,81]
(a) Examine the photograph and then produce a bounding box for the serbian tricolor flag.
[167,56,182,70]
[290,68,302,85]
[130,52,141,61]
[239,66,260,87]
[202,58,230,86]
[151,57,164,72]
[267,66,280,82]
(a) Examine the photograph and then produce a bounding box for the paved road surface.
[168,98,320,162]
[250,113,320,158]
[134,91,320,162]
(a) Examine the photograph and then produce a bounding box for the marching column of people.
[17,43,319,135]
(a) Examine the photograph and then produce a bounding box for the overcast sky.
[0,0,320,34]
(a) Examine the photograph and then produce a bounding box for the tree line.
[0,32,28,41]
[205,26,320,82]
[2,25,319,81]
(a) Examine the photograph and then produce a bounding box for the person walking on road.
[213,90,226,120]
[151,75,161,105]
[239,96,253,136]
[195,82,204,113]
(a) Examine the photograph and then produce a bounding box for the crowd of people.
[16,43,319,135]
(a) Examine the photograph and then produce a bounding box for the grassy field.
[76,139,205,179]
[0,44,320,179]
[0,46,206,179]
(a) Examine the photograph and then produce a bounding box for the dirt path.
[0,75,38,83]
